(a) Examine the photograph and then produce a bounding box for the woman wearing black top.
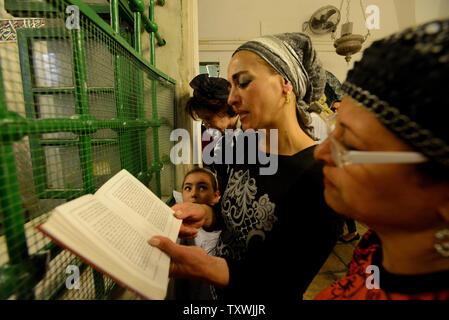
[150,33,343,300]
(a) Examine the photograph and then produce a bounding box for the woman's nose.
[227,86,240,108]
[314,138,335,166]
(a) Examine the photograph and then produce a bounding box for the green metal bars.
[0,0,177,299]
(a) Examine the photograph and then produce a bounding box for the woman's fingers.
[178,225,198,239]
[148,235,228,287]
[171,203,207,237]
[171,204,191,220]
[149,236,179,258]
[172,209,185,220]
[171,203,205,222]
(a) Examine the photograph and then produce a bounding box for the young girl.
[182,167,220,210]
[181,167,221,255]
[178,167,222,299]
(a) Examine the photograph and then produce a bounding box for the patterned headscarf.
[233,32,326,138]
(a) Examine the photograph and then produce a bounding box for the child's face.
[182,172,220,205]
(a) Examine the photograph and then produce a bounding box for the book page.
[59,195,163,273]
[41,194,169,299]
[95,169,180,241]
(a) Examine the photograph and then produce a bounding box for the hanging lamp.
[332,0,370,63]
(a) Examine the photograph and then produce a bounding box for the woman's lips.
[237,111,249,122]
[323,176,335,188]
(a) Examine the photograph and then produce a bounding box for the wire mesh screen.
[0,0,176,299]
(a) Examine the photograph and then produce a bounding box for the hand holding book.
[171,202,216,239]
[149,235,229,288]
[38,169,181,300]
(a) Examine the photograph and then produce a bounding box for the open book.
[38,169,181,300]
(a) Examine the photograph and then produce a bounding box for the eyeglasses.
[325,115,428,167]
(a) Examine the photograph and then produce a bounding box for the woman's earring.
[434,228,449,258]
[285,91,291,105]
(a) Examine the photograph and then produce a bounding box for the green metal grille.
[0,0,176,299]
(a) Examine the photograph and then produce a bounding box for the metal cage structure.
[0,0,177,299]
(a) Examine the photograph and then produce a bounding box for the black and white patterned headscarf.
[233,32,326,138]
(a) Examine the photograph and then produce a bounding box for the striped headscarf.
[233,32,326,138]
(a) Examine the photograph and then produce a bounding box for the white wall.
[198,0,447,83]
[415,0,449,24]
[394,0,449,30]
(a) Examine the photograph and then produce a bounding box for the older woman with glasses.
[314,19,449,300]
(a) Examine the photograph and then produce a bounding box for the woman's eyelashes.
[238,77,252,89]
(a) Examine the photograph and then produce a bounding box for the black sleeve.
[292,161,344,294]
[202,202,224,232]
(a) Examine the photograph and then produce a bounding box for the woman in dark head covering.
[186,73,239,132]
[314,19,449,300]
[150,32,343,301]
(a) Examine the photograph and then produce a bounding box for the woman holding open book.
[150,33,343,300]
